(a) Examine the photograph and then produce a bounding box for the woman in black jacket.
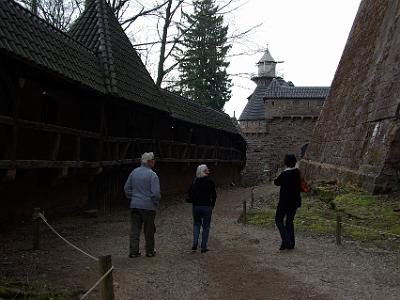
[188,164,217,253]
[274,154,301,250]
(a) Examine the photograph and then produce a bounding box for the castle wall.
[302,0,400,193]
[240,98,323,186]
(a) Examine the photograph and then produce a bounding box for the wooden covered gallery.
[0,0,246,222]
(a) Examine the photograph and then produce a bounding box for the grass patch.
[247,184,400,251]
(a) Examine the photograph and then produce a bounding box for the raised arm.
[274,172,283,186]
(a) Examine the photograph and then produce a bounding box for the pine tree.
[178,0,231,111]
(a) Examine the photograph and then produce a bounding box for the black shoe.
[146,251,157,257]
[192,244,198,251]
[128,252,141,258]
[287,245,295,250]
[279,244,287,251]
[201,249,208,253]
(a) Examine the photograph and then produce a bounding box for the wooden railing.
[0,115,245,169]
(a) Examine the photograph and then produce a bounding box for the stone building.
[239,49,329,185]
[303,0,400,193]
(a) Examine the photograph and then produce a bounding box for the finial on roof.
[258,48,275,64]
[31,0,38,15]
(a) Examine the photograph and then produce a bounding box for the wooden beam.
[49,133,61,161]
[0,116,100,139]
[182,128,193,159]
[96,101,106,161]
[114,142,120,160]
[0,158,244,169]
[74,136,81,162]
[121,142,131,159]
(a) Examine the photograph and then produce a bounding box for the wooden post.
[50,133,61,161]
[242,201,247,225]
[250,189,255,208]
[336,215,342,245]
[75,136,81,162]
[98,255,115,300]
[32,208,41,250]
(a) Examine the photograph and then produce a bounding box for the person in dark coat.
[188,164,217,253]
[274,154,301,250]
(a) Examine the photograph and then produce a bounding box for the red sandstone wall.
[303,0,400,192]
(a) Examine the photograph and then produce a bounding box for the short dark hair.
[284,154,297,168]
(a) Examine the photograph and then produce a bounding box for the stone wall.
[266,99,323,119]
[302,0,400,193]
[240,97,322,186]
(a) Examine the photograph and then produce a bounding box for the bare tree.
[17,0,168,31]
[134,0,263,88]
[16,0,83,30]
[16,0,263,88]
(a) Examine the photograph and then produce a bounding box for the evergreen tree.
[178,0,231,111]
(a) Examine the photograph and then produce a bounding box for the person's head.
[141,152,155,168]
[196,164,210,178]
[284,154,297,168]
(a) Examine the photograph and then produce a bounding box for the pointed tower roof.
[257,48,276,64]
[69,0,167,112]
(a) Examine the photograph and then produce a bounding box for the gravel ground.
[1,185,399,299]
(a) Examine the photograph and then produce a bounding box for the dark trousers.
[275,205,297,248]
[192,205,213,250]
[130,208,156,255]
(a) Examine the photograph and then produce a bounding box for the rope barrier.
[38,213,99,261]
[79,266,114,300]
[37,212,116,299]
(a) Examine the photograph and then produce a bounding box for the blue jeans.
[192,205,213,250]
[275,205,297,248]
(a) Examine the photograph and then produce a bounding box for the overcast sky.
[223,0,362,118]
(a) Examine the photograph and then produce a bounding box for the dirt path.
[1,186,399,299]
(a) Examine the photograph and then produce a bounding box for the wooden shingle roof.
[0,0,244,138]
[0,0,105,92]
[239,78,329,121]
[69,0,168,112]
[263,78,330,99]
[163,91,239,134]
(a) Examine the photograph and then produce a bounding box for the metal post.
[242,201,247,225]
[32,208,41,250]
[98,255,115,300]
[336,215,342,245]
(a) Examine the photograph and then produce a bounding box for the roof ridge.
[163,90,231,117]
[97,0,118,93]
[9,0,96,55]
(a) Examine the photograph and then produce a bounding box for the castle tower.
[239,48,329,186]
[256,48,277,78]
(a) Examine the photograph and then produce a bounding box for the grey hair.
[196,164,209,178]
[141,152,155,164]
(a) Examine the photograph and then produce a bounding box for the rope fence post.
[250,189,255,209]
[242,201,247,225]
[336,214,342,246]
[32,207,41,250]
[99,255,115,300]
